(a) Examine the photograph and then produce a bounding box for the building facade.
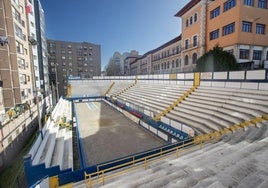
[175,0,268,70]
[0,0,34,110]
[47,40,101,97]
[0,0,51,171]
[34,0,49,96]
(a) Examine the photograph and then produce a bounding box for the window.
[223,22,235,36]
[244,0,254,6]
[253,50,262,60]
[210,6,220,19]
[176,59,179,67]
[167,62,170,69]
[266,51,268,60]
[258,0,267,8]
[14,24,23,39]
[210,29,220,40]
[193,36,198,47]
[185,39,189,49]
[16,41,23,54]
[186,19,189,27]
[184,55,189,65]
[172,60,175,68]
[242,21,252,32]
[194,13,198,22]
[192,53,198,64]
[256,24,265,34]
[239,49,250,59]
[224,0,236,12]
[190,17,193,25]
[18,58,25,68]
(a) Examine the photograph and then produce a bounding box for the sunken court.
[75,101,166,166]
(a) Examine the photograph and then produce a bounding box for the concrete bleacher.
[106,80,134,97]
[115,82,191,117]
[76,122,268,188]
[165,86,268,135]
[70,80,113,97]
[30,98,73,170]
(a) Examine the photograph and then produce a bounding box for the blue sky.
[41,0,189,70]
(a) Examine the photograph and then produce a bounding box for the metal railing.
[84,138,198,187]
[83,114,268,187]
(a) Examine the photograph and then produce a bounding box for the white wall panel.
[185,73,194,79]
[161,117,170,125]
[158,131,168,141]
[259,83,268,90]
[246,70,266,80]
[241,82,258,90]
[200,81,212,87]
[225,82,241,88]
[201,72,213,80]
[213,72,227,79]
[177,73,185,79]
[211,81,225,87]
[229,71,245,79]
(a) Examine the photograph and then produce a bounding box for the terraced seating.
[76,122,268,188]
[116,82,191,117]
[163,86,268,135]
[31,98,73,170]
[70,80,113,97]
[106,81,134,97]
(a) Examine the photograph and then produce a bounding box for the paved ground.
[75,101,166,166]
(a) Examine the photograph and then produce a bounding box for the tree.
[196,45,239,72]
[105,60,121,76]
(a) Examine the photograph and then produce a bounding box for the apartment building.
[0,0,34,110]
[175,0,268,70]
[47,40,101,97]
[129,35,182,75]
[151,35,182,74]
[34,0,49,96]
[0,0,52,171]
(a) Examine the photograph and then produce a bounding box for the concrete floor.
[75,101,166,166]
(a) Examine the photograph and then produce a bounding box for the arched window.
[192,53,198,64]
[190,17,193,25]
[176,59,179,67]
[184,55,189,65]
[172,60,175,68]
[164,62,166,69]
[194,13,198,22]
[167,62,170,69]
[186,19,189,27]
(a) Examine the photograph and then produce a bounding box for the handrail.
[96,138,192,170]
[102,82,115,96]
[154,85,198,121]
[85,140,196,187]
[83,114,268,187]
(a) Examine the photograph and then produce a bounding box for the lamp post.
[29,37,43,139]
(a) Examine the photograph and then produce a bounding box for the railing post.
[102,171,105,185]
[89,175,93,188]
[132,156,135,165]
[176,147,179,158]
[144,158,147,169]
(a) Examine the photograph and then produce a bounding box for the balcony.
[181,42,200,52]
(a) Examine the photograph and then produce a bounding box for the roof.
[175,0,201,17]
[129,35,182,66]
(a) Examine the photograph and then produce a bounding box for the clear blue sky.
[41,0,189,70]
